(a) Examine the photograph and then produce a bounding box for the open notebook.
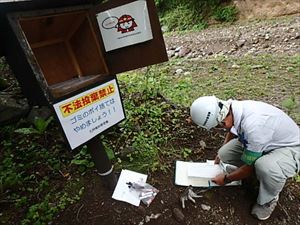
[175,160,242,187]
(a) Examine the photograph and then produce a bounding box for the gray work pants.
[218,138,300,205]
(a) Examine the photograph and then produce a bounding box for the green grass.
[213,6,238,22]
[0,121,86,225]
[107,54,300,175]
[143,54,300,123]
[155,0,238,32]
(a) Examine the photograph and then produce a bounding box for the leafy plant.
[282,97,297,114]
[71,146,94,174]
[14,116,54,135]
[293,174,300,182]
[161,4,207,31]
[182,148,192,159]
[213,6,238,22]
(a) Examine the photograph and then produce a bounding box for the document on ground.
[112,169,147,206]
[175,160,241,187]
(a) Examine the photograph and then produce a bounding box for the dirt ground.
[53,124,300,225]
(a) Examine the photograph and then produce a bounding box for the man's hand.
[212,164,254,186]
[212,173,226,186]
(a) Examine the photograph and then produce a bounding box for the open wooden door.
[91,0,168,75]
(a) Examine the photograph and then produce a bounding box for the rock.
[0,94,30,126]
[251,65,264,69]
[231,64,240,69]
[252,37,259,44]
[167,50,175,58]
[173,208,185,222]
[145,213,161,222]
[262,44,269,48]
[175,68,183,75]
[236,39,246,47]
[178,47,191,57]
[0,77,9,91]
[201,204,211,211]
[161,25,168,33]
[174,46,182,52]
[199,140,206,149]
[26,105,53,124]
[265,34,270,40]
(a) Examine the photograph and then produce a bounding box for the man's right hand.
[214,155,220,164]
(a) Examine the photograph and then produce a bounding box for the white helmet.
[190,96,230,130]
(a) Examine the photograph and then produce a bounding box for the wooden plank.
[69,17,108,76]
[49,74,106,98]
[19,12,85,44]
[66,13,87,40]
[32,42,77,85]
[86,15,108,73]
[30,38,64,49]
[17,9,88,21]
[65,40,82,76]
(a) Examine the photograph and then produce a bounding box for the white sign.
[53,79,125,150]
[97,0,153,52]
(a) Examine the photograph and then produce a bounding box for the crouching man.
[190,96,300,220]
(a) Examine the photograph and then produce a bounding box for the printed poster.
[53,79,125,150]
[96,0,153,52]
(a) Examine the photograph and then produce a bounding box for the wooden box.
[8,6,109,99]
[3,0,168,105]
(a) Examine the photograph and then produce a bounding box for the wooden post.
[87,135,117,191]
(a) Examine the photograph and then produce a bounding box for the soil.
[52,15,300,225]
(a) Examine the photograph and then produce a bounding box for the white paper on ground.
[175,160,241,187]
[112,169,147,206]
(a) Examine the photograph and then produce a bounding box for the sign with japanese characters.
[53,79,125,150]
[96,0,153,52]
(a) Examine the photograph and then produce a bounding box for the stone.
[236,39,246,47]
[231,64,240,68]
[201,204,211,211]
[173,208,185,222]
[0,94,30,126]
[175,68,183,75]
[178,47,191,57]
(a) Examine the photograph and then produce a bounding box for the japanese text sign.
[96,0,153,52]
[53,79,125,150]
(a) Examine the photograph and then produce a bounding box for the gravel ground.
[164,15,300,59]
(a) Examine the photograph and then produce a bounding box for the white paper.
[187,161,223,178]
[112,169,147,206]
[97,1,153,52]
[175,161,241,187]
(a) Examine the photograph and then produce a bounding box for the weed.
[293,174,300,182]
[282,96,297,114]
[161,4,207,31]
[14,116,54,135]
[182,148,192,159]
[71,146,94,174]
[213,6,238,22]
